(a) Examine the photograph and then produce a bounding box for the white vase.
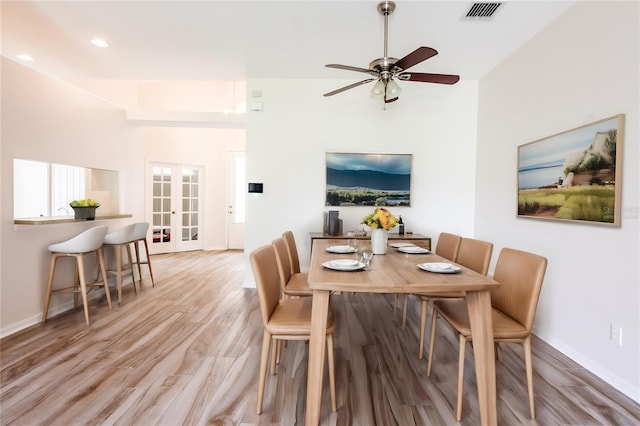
[371,228,388,255]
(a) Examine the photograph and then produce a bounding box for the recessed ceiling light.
[16,54,35,62]
[91,38,109,48]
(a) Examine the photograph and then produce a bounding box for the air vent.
[464,2,502,19]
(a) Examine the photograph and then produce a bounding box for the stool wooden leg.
[133,241,143,286]
[126,244,137,295]
[73,260,80,310]
[143,239,155,287]
[76,253,91,326]
[42,254,59,323]
[113,245,123,303]
[97,248,112,309]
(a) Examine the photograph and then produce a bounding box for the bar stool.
[42,225,112,326]
[103,223,137,303]
[130,222,155,287]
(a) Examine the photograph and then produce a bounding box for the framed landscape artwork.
[517,114,624,226]
[325,153,412,207]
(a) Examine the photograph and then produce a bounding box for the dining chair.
[427,247,547,421]
[282,230,302,275]
[272,237,312,298]
[401,232,463,329]
[250,244,336,415]
[417,237,493,359]
[42,225,112,326]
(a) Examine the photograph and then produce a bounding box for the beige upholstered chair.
[435,232,463,261]
[130,222,155,287]
[427,247,547,420]
[417,237,493,359]
[250,244,336,415]
[42,225,112,326]
[402,232,463,329]
[272,237,312,298]
[282,230,302,274]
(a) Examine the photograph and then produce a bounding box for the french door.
[147,162,203,254]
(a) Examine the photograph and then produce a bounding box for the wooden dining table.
[305,238,500,425]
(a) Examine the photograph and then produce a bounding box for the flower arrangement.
[361,207,398,230]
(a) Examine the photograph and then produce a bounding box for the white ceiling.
[1,1,575,82]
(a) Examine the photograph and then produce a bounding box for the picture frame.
[325,153,412,207]
[517,114,624,226]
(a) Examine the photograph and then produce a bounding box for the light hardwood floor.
[1,250,639,425]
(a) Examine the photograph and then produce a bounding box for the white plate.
[398,246,430,254]
[323,260,365,271]
[326,245,356,253]
[390,242,416,248]
[418,262,461,274]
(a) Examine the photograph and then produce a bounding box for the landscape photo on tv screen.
[325,153,412,207]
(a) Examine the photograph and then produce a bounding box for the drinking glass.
[361,251,373,270]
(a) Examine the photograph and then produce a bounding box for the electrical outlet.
[610,323,623,346]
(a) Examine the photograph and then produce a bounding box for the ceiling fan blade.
[397,72,460,85]
[394,47,438,71]
[323,78,376,97]
[326,64,373,74]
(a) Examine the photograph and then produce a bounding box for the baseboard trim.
[535,328,640,404]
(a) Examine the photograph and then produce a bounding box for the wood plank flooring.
[1,250,639,425]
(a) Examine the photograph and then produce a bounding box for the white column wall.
[476,1,639,401]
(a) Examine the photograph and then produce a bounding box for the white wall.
[0,57,144,335]
[476,1,639,401]
[245,78,479,272]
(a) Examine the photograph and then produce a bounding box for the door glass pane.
[152,167,172,244]
[180,167,199,241]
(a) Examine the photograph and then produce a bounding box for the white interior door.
[148,163,203,254]
[227,152,245,250]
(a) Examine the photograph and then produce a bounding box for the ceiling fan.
[323,1,460,105]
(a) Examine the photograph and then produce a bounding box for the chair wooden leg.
[401,294,408,329]
[270,337,278,375]
[427,308,438,376]
[393,293,398,316]
[456,333,466,421]
[42,254,59,323]
[275,339,282,365]
[97,248,112,309]
[257,330,271,415]
[327,334,336,412]
[419,298,428,359]
[76,254,91,326]
[523,336,536,419]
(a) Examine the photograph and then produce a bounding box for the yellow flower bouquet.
[361,207,398,230]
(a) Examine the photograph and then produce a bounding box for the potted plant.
[69,199,100,220]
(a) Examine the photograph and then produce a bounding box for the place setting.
[418,262,461,274]
[390,242,431,254]
[323,249,374,272]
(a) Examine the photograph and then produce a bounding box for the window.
[13,159,119,218]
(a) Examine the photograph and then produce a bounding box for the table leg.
[466,290,498,426]
[305,289,330,425]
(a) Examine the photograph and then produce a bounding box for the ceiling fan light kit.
[324,0,460,107]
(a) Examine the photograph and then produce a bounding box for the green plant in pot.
[70,199,100,220]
